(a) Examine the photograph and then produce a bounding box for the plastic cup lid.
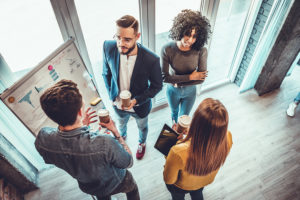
[120,90,131,99]
[178,115,192,127]
[98,109,109,116]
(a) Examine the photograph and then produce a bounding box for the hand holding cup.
[177,115,192,134]
[120,90,132,109]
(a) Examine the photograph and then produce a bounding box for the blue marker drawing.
[18,90,35,108]
[53,75,59,81]
[51,72,58,78]
[49,69,59,81]
[67,58,76,66]
[35,85,46,93]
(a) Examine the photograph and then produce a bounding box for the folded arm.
[161,47,208,85]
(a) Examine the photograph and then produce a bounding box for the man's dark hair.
[40,79,82,126]
[169,9,211,51]
[116,15,139,34]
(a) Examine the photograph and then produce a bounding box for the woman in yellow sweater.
[163,98,233,200]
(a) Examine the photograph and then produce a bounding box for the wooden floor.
[25,67,300,200]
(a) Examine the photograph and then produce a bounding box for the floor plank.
[25,67,300,200]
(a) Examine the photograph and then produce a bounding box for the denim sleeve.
[107,137,133,169]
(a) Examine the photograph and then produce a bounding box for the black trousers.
[166,184,204,200]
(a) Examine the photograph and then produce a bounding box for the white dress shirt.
[113,54,137,112]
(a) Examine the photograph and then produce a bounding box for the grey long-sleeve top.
[161,41,208,87]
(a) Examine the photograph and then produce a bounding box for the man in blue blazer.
[102,15,162,159]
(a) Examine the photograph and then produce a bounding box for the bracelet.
[115,136,121,140]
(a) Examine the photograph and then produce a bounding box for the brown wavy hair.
[169,9,211,50]
[40,79,82,126]
[182,98,230,175]
[116,15,139,34]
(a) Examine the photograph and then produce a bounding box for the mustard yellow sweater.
[163,131,233,190]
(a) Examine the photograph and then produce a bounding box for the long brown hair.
[183,98,230,176]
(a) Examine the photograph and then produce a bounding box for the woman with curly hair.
[163,98,233,200]
[161,9,211,123]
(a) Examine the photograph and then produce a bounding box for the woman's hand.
[172,123,177,130]
[172,122,188,140]
[82,107,97,126]
[189,70,208,81]
[172,123,183,140]
[177,133,184,140]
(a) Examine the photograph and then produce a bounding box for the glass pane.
[0,101,46,170]
[155,0,200,53]
[204,0,252,86]
[155,0,200,104]
[74,0,139,106]
[0,0,63,75]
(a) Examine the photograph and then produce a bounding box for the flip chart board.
[0,38,104,136]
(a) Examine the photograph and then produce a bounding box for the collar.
[58,126,89,138]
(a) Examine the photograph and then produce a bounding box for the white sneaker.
[286,102,297,117]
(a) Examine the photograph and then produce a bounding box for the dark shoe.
[136,143,146,160]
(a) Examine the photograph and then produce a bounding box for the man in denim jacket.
[35,79,140,200]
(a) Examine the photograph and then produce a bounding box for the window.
[74,0,140,106]
[0,0,63,170]
[204,0,252,86]
[0,0,63,79]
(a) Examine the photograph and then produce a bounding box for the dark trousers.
[97,170,140,200]
[166,184,204,200]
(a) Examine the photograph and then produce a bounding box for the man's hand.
[100,118,132,155]
[189,70,208,81]
[99,118,119,137]
[122,99,137,110]
[82,107,97,126]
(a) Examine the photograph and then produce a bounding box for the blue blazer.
[102,40,162,118]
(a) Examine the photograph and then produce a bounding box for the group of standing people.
[102,9,211,160]
[35,10,233,200]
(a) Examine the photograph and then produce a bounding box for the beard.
[119,44,136,55]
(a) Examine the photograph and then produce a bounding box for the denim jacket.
[35,126,133,197]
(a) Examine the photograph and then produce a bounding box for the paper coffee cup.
[177,115,192,133]
[120,90,131,108]
[98,109,110,123]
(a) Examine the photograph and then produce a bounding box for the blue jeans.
[113,106,148,144]
[166,84,197,123]
[166,184,204,200]
[295,92,300,103]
